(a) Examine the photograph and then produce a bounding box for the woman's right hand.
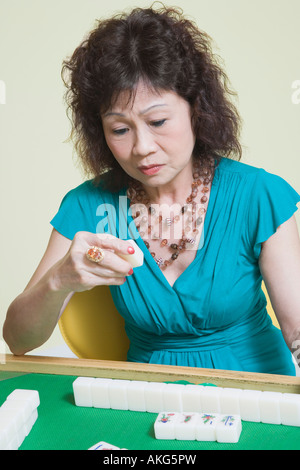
[50,231,135,294]
[4,229,137,355]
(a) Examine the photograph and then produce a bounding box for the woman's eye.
[112,128,128,135]
[151,119,166,128]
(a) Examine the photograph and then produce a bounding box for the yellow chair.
[261,281,280,329]
[59,282,279,360]
[59,285,130,360]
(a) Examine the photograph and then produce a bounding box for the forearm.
[3,232,135,355]
[3,270,72,356]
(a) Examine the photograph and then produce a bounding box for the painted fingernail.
[127,246,135,254]
[128,268,134,275]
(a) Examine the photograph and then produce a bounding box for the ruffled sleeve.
[50,181,98,240]
[247,168,300,259]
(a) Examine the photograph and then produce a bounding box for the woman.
[3,5,300,375]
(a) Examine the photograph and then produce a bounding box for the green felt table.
[1,370,300,450]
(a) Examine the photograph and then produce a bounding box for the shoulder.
[216,156,294,190]
[217,156,262,176]
[51,172,126,239]
[62,179,96,199]
[61,172,125,205]
[216,157,300,214]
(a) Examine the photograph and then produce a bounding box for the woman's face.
[101,82,196,191]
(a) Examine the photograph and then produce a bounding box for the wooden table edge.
[1,354,300,393]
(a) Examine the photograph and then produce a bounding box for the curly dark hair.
[62,3,242,191]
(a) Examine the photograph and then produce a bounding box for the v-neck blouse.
[51,157,300,375]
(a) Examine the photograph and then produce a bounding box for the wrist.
[46,263,73,297]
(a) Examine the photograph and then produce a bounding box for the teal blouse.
[51,157,300,375]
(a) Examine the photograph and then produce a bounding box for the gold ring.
[86,246,105,264]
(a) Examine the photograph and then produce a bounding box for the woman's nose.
[132,128,157,157]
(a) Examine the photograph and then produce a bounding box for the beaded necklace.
[127,157,215,270]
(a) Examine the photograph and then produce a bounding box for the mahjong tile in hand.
[119,239,144,267]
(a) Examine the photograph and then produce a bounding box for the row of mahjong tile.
[72,377,300,427]
[154,411,242,443]
[0,389,40,450]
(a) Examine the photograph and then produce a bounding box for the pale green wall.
[1,0,299,355]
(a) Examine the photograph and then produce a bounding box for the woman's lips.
[138,164,164,175]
